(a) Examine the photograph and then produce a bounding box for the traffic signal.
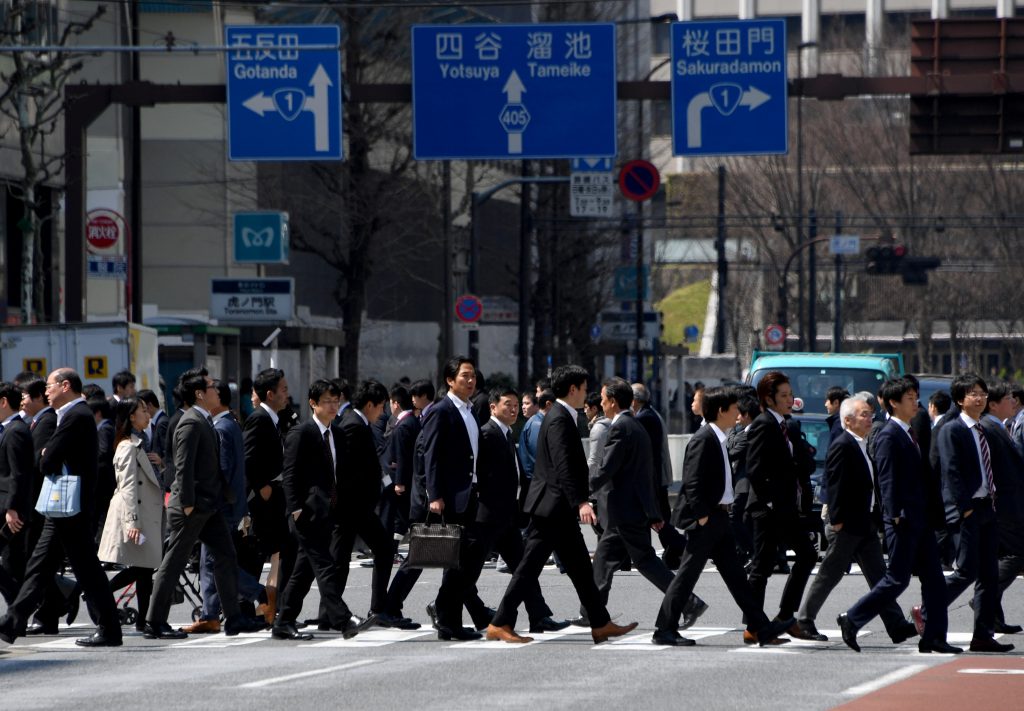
[865,244,906,274]
[864,244,941,284]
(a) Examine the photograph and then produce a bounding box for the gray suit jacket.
[170,407,223,513]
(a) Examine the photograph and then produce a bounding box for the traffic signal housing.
[864,244,941,284]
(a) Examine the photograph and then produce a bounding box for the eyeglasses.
[964,390,988,400]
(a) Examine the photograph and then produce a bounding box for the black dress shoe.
[272,621,314,641]
[25,622,58,636]
[75,631,122,648]
[335,614,376,640]
[0,618,16,645]
[918,639,963,654]
[425,602,439,629]
[375,612,421,630]
[969,636,1015,653]
[890,622,919,644]
[437,626,482,641]
[795,620,828,642]
[224,615,267,636]
[836,614,860,652]
[760,617,797,648]
[681,597,709,630]
[652,629,696,646]
[143,622,187,640]
[994,621,1024,634]
[529,617,571,633]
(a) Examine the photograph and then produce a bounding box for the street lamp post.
[795,40,817,351]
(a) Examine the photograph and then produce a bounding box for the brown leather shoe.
[743,629,789,645]
[182,619,221,634]
[591,621,638,644]
[258,587,277,625]
[485,624,533,644]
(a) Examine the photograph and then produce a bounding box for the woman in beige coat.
[98,397,165,631]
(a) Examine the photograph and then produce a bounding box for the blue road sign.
[670,19,788,157]
[234,211,290,264]
[613,265,649,300]
[412,23,617,160]
[226,25,343,161]
[570,157,614,172]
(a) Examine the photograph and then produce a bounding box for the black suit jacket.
[152,410,169,460]
[475,419,525,525]
[634,405,666,488]
[937,415,989,523]
[421,396,476,514]
[590,411,659,528]
[824,430,876,535]
[385,412,420,490]
[673,424,731,531]
[40,400,99,517]
[0,416,34,516]
[875,418,928,527]
[981,418,1024,526]
[162,407,185,490]
[282,419,338,526]
[243,405,284,494]
[170,407,223,513]
[29,407,56,501]
[523,402,588,518]
[338,408,383,513]
[745,411,810,515]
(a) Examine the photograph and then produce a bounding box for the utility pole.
[807,208,818,350]
[832,211,843,353]
[714,166,728,353]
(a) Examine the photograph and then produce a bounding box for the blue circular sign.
[590,324,602,340]
[455,294,483,323]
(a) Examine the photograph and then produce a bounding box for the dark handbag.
[405,515,462,569]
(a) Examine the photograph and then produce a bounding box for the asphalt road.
[3,534,1024,710]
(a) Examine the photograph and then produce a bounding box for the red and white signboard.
[763,323,786,351]
[86,210,122,250]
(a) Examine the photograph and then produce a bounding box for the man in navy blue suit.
[839,377,960,654]
[930,374,1013,653]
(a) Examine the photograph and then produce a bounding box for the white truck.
[0,322,160,398]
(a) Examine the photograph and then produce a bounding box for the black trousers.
[747,509,817,619]
[656,486,686,562]
[492,512,610,630]
[248,482,289,556]
[280,515,353,626]
[591,521,674,611]
[6,510,68,627]
[847,520,948,643]
[378,485,411,551]
[656,511,768,633]
[432,505,481,631]
[935,499,999,637]
[109,566,154,625]
[0,514,120,638]
[996,520,1024,624]
[322,507,392,618]
[149,507,241,625]
[462,517,552,627]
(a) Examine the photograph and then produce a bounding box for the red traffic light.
[893,244,907,258]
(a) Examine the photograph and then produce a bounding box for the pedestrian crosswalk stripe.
[307,630,433,647]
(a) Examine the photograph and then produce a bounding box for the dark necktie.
[780,419,792,451]
[140,429,151,452]
[909,426,919,450]
[781,419,802,505]
[29,418,36,431]
[974,424,996,502]
[323,429,337,508]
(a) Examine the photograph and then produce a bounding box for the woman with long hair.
[98,397,165,631]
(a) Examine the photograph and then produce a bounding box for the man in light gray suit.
[144,369,262,640]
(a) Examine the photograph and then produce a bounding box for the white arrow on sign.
[686,86,771,148]
[503,70,526,154]
[303,64,332,152]
[241,64,332,153]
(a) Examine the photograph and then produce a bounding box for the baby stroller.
[174,542,205,622]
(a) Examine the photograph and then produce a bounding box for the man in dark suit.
[486,365,638,645]
[379,384,417,557]
[588,378,703,625]
[88,397,116,538]
[0,381,33,602]
[420,358,484,640]
[796,396,917,644]
[928,374,1013,653]
[981,383,1024,633]
[324,380,392,627]
[631,383,687,569]
[145,370,262,640]
[653,386,793,646]
[824,386,849,441]
[744,371,818,639]
[244,367,291,621]
[273,380,373,640]
[727,391,759,564]
[839,377,960,654]
[0,369,122,647]
[459,388,565,633]
[9,372,67,634]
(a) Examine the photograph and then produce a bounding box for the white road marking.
[237,659,378,688]
[841,664,928,696]
[306,630,432,647]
